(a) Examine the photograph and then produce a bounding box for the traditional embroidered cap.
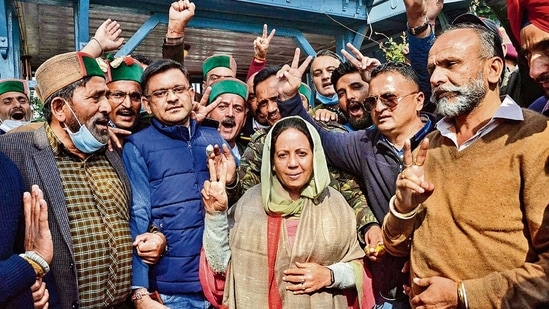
[35,51,105,102]
[299,83,312,104]
[0,79,29,97]
[202,54,237,79]
[208,78,248,105]
[107,56,143,84]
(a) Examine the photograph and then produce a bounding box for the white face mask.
[0,119,30,133]
[63,102,106,154]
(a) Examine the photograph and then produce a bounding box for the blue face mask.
[315,92,338,106]
[64,102,106,154]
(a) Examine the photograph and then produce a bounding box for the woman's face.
[273,128,314,200]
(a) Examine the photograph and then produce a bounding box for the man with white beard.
[382,22,549,308]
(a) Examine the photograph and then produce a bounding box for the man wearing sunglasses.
[277,54,437,308]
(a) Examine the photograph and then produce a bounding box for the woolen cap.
[202,54,237,78]
[107,56,143,84]
[0,79,29,97]
[35,51,105,102]
[208,78,248,105]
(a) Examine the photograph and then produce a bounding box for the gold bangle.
[20,256,45,277]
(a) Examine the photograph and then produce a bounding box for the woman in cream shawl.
[202,116,367,308]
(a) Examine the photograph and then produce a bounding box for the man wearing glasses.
[106,56,144,132]
[278,59,437,308]
[122,59,231,309]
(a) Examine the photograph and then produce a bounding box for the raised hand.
[208,144,237,187]
[167,0,196,37]
[191,86,222,123]
[394,138,434,214]
[254,24,276,61]
[276,48,313,101]
[202,157,229,213]
[95,19,124,53]
[341,43,381,82]
[24,185,53,264]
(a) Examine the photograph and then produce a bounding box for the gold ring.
[403,163,412,168]
[413,160,424,166]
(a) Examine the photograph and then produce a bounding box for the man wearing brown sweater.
[383,22,549,308]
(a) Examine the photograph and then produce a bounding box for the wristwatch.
[407,19,430,36]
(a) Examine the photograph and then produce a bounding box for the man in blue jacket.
[123,59,233,309]
[277,50,437,308]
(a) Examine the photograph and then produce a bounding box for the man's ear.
[415,92,425,112]
[485,56,504,85]
[141,96,153,114]
[50,97,67,123]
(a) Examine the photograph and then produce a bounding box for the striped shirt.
[46,124,132,308]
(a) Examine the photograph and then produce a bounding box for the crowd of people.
[1,0,549,308]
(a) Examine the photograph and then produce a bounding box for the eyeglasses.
[363,91,418,112]
[146,85,190,101]
[106,91,142,104]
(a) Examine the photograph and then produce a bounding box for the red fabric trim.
[507,0,549,44]
[267,215,283,309]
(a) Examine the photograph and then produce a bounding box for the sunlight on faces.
[255,75,281,127]
[208,93,247,146]
[311,55,340,97]
[431,72,486,118]
[368,72,422,135]
[65,76,111,143]
[273,128,314,200]
[0,91,32,121]
[336,72,370,129]
[107,80,142,130]
[143,68,194,126]
[428,29,488,118]
[520,24,549,96]
[205,67,236,87]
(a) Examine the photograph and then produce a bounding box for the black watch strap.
[407,19,430,36]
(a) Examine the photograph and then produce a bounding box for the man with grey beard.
[382,22,549,308]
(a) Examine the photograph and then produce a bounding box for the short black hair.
[270,117,313,162]
[371,62,420,89]
[131,54,154,66]
[141,59,190,95]
[331,61,359,87]
[253,65,282,95]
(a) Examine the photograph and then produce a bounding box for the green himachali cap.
[108,56,143,83]
[202,54,237,78]
[208,78,248,105]
[0,79,29,97]
[35,51,105,102]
